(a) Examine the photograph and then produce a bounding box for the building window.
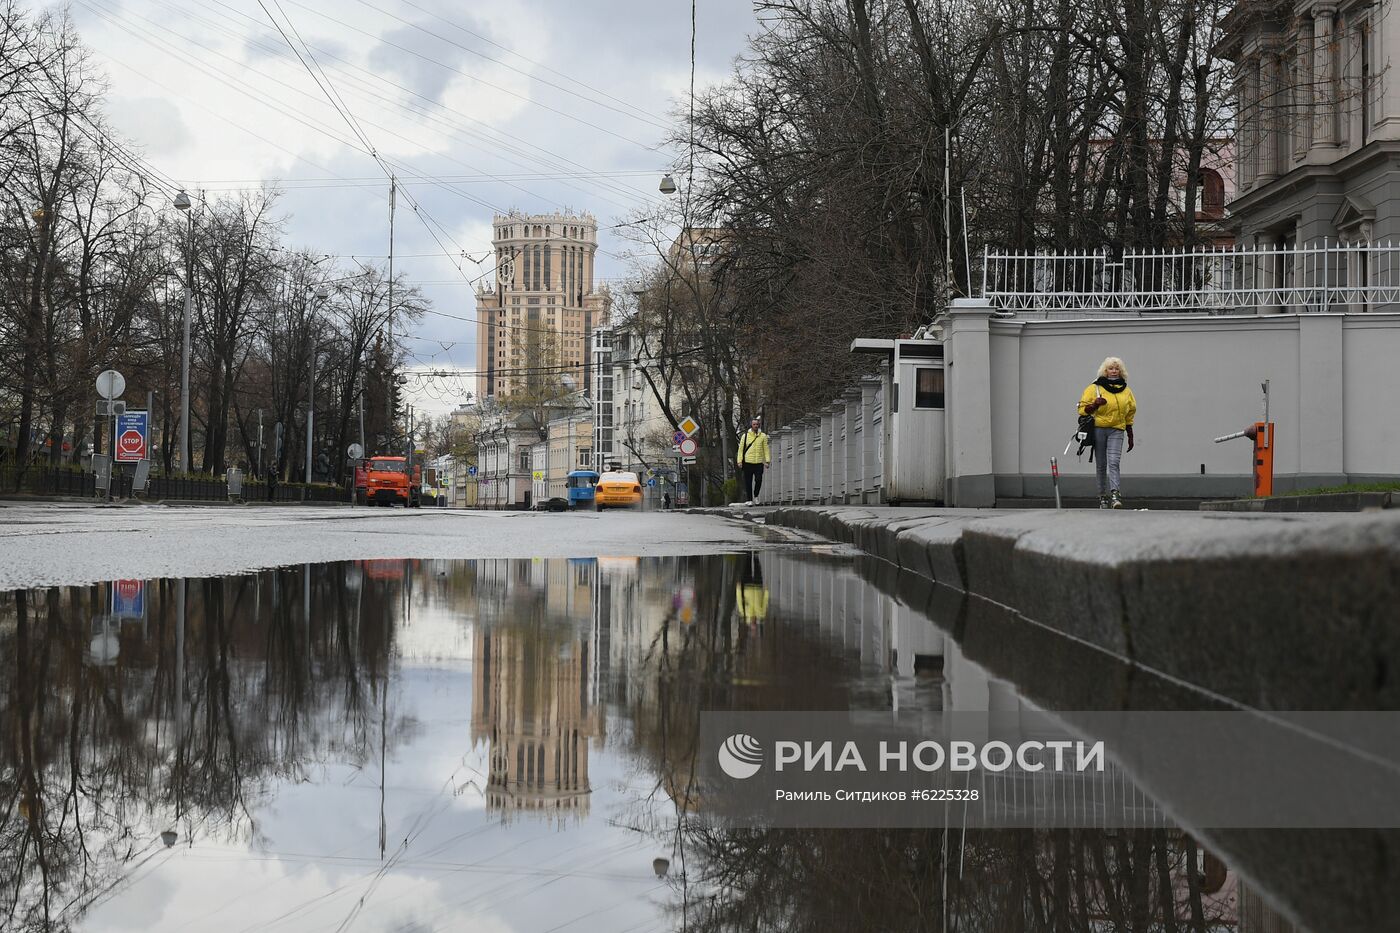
[914,368,944,409]
[1198,169,1225,217]
[519,449,531,471]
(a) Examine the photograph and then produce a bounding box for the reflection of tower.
[471,622,601,821]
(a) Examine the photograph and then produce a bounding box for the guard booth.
[851,336,946,504]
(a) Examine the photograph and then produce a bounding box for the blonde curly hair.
[1097,357,1129,380]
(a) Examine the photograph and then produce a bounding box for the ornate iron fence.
[983,240,1400,314]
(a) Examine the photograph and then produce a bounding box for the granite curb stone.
[764,505,1400,710]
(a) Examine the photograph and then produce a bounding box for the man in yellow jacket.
[736,417,770,506]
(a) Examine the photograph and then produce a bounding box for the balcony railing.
[982,240,1400,315]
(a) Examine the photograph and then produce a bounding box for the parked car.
[595,471,643,510]
[536,496,570,512]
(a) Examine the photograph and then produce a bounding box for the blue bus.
[566,470,600,510]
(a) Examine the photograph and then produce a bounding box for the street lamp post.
[173,190,193,472]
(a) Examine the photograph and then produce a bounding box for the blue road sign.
[115,410,149,462]
[647,478,657,487]
[468,465,478,477]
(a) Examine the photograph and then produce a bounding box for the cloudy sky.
[59,0,761,416]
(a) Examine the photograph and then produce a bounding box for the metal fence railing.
[982,240,1400,314]
[1,461,348,504]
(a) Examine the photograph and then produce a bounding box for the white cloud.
[75,0,758,373]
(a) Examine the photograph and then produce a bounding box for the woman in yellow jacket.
[1078,357,1137,509]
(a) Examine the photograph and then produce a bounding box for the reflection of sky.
[83,596,669,933]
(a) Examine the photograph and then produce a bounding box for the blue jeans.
[1094,428,1125,495]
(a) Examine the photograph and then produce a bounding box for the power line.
[277,0,663,152]
[344,0,670,132]
[191,0,652,209]
[392,0,668,127]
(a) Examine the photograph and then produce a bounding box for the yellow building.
[475,212,610,401]
[469,561,602,821]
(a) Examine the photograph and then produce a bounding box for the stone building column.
[1313,6,1337,150]
[1346,20,1366,148]
[1258,51,1283,183]
[1296,19,1315,159]
[1240,62,1259,191]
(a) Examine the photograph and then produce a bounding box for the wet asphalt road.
[0,502,789,589]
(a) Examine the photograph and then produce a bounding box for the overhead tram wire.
[79,0,538,261]
[275,0,663,152]
[83,5,652,341]
[14,68,187,202]
[75,2,387,186]
[79,2,513,286]
[107,0,649,212]
[255,2,562,344]
[343,0,670,132]
[392,0,668,126]
[192,0,655,208]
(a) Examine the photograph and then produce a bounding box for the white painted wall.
[948,302,1400,500]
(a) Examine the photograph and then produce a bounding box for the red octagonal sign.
[118,429,145,460]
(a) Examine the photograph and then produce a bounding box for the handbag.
[1071,387,1102,461]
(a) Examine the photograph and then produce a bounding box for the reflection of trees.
[0,563,402,931]
[613,555,1236,932]
[678,826,1235,932]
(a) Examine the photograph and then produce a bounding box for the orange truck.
[363,455,422,507]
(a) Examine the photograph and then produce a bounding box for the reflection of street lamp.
[161,829,178,848]
[652,857,670,878]
[173,190,193,472]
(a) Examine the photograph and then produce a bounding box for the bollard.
[1050,457,1062,510]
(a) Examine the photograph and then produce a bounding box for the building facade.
[474,212,610,401]
[1224,0,1400,243]
[589,327,674,479]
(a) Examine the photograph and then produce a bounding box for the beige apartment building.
[475,211,610,400]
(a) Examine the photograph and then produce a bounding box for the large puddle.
[0,553,1373,931]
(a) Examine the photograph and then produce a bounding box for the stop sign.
[118,429,145,459]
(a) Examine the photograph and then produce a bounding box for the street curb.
[1200,490,1394,512]
[758,505,1400,711]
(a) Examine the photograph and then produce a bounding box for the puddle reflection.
[0,554,1343,931]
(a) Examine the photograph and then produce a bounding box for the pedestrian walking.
[265,464,278,502]
[1078,357,1137,509]
[735,417,770,506]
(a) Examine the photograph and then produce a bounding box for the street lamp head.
[174,190,192,212]
[658,174,677,196]
[314,288,330,302]
[161,830,179,848]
